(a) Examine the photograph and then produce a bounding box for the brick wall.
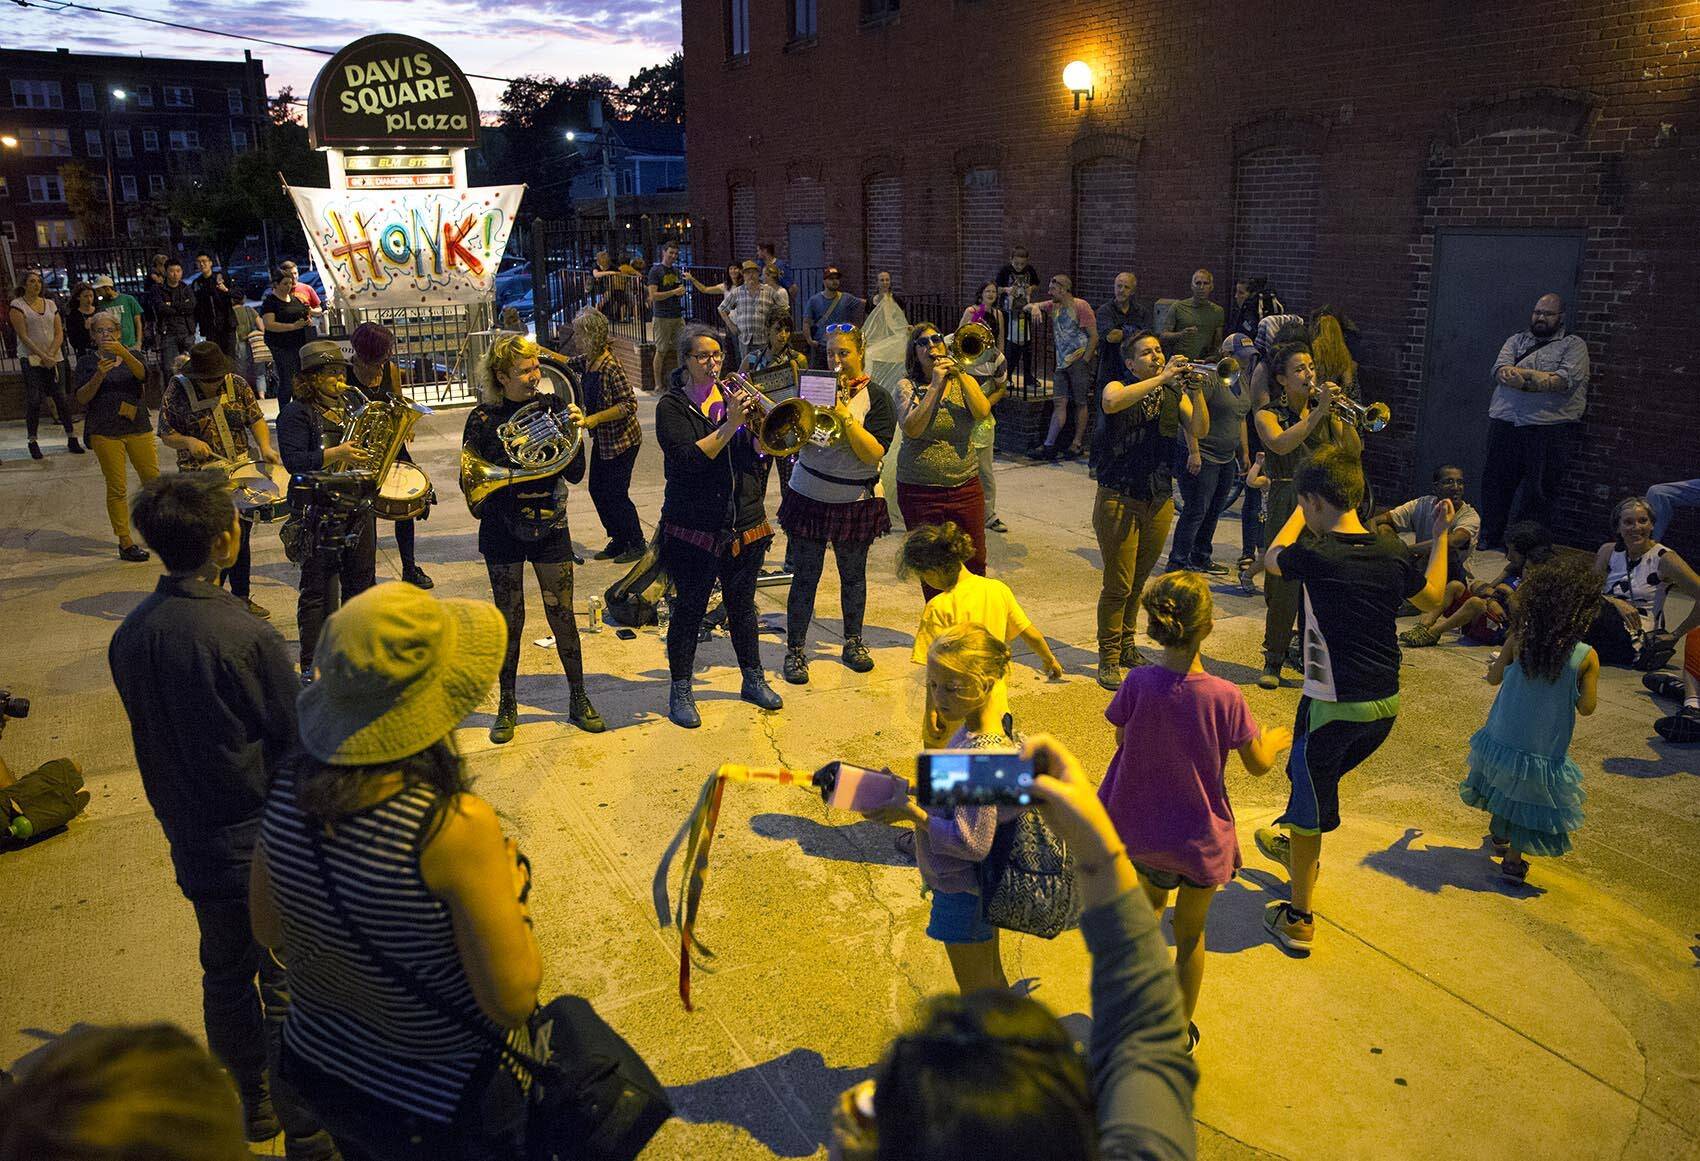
[863,174,903,297]
[729,182,756,261]
[1233,146,1321,315]
[783,174,827,264]
[682,0,1700,547]
[958,167,1004,305]
[1073,155,1138,306]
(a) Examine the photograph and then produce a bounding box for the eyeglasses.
[824,323,857,334]
[689,351,723,363]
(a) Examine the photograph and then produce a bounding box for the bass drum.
[373,461,435,521]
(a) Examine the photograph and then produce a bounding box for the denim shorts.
[926,890,995,944]
[1053,358,1094,404]
[1132,860,1213,892]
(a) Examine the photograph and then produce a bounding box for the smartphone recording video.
[915,749,1040,807]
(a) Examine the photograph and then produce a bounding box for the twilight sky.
[6,0,681,111]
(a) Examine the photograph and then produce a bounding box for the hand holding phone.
[915,748,1041,807]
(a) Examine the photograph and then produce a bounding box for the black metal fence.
[337,301,493,408]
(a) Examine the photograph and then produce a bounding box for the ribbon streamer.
[653,764,813,1010]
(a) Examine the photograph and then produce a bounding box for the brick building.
[1,46,270,249]
[681,1,1700,545]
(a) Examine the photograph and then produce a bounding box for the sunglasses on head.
[824,323,857,335]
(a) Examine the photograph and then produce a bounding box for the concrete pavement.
[1,398,1697,1160]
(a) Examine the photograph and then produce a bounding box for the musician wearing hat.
[279,340,377,683]
[348,321,434,588]
[461,333,602,744]
[156,340,281,619]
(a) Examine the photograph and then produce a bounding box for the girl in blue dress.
[1460,557,1601,882]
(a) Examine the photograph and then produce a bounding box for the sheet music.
[798,371,838,408]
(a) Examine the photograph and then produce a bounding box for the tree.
[625,54,683,124]
[58,163,109,235]
[166,115,326,258]
[494,73,617,221]
[269,84,304,127]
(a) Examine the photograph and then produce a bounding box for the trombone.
[1313,384,1391,432]
[941,321,995,368]
[721,372,838,457]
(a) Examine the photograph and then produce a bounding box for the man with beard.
[1480,293,1589,549]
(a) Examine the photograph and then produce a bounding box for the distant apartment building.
[0,46,270,249]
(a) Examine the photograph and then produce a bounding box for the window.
[133,85,153,108]
[121,175,138,202]
[36,219,80,246]
[19,128,72,157]
[726,0,750,57]
[789,0,818,41]
[227,87,245,114]
[168,130,200,151]
[164,85,194,108]
[113,129,132,159]
[10,80,64,110]
[143,128,160,152]
[148,174,166,196]
[0,222,15,242]
[28,175,67,202]
[78,82,96,110]
[230,126,250,151]
[861,0,899,20]
[86,129,104,158]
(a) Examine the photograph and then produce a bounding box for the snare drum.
[373,461,434,521]
[221,459,293,523]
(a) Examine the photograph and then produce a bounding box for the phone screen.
[915,749,1039,807]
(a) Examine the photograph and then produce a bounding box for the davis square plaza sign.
[308,33,479,151]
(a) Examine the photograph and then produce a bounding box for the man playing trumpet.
[462,333,603,743]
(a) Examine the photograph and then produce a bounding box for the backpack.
[1,759,90,846]
[603,537,671,628]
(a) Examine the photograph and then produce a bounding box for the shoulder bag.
[302,826,671,1161]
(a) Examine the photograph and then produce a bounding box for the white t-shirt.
[9,297,60,366]
[1383,495,1480,561]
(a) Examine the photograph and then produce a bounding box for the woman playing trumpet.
[778,324,897,684]
[654,325,785,728]
[462,333,603,742]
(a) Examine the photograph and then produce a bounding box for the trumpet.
[1171,355,1242,389]
[1313,384,1391,432]
[721,372,844,457]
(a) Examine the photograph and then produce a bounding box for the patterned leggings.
[485,560,584,695]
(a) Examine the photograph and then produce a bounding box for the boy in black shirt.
[1254,446,1451,952]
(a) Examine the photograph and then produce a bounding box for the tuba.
[459,388,583,518]
[339,391,429,481]
[722,371,832,458]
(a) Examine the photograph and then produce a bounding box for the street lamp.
[0,135,17,149]
[103,88,128,237]
[1063,60,1094,110]
[565,130,576,142]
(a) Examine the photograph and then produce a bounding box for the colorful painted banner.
[288,184,524,307]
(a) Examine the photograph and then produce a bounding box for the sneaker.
[1164,557,1195,573]
[1500,856,1530,883]
[67,435,85,454]
[1642,672,1685,701]
[244,599,272,620]
[613,544,646,564]
[118,543,150,562]
[1061,445,1084,461]
[1263,901,1314,953]
[1097,660,1124,691]
[28,440,43,460]
[1028,442,1058,461]
[402,565,435,589]
[1195,558,1229,576]
[1257,662,1281,689]
[740,667,783,711]
[593,542,622,560]
[1237,558,1259,596]
[842,636,874,673]
[489,692,518,744]
[783,646,810,685]
[1120,642,1148,669]
[239,1083,281,1143]
[986,516,1009,533]
[1254,826,1291,870]
[569,687,606,733]
[1655,705,1700,743]
[1399,624,1440,648]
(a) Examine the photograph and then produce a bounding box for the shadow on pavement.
[0,528,115,558]
[1602,738,1700,779]
[60,590,151,622]
[748,813,913,868]
[667,1047,874,1157]
[1200,653,1265,686]
[1360,827,1544,897]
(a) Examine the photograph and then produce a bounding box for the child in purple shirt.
[1100,572,1291,1052]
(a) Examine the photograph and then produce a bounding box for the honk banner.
[288,184,524,307]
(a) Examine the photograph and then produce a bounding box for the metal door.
[1415,228,1585,509]
[787,223,825,321]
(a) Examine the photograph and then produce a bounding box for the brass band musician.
[348,322,434,589]
[461,334,603,743]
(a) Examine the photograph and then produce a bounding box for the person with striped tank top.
[250,584,542,1159]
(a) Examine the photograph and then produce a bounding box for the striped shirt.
[261,769,505,1122]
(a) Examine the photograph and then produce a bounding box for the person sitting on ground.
[252,583,542,1159]
[0,1023,252,1161]
[1644,629,1700,743]
[902,521,1063,748]
[1401,520,1553,649]
[831,733,1198,1161]
[1371,463,1480,593]
[1584,496,1700,670]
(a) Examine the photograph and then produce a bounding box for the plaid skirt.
[778,491,891,546]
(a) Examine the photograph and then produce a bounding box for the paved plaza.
[2,400,1697,1160]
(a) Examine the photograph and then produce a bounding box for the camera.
[915,748,1042,808]
[811,762,908,813]
[287,472,376,553]
[0,691,28,721]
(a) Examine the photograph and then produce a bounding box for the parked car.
[494,262,532,308]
